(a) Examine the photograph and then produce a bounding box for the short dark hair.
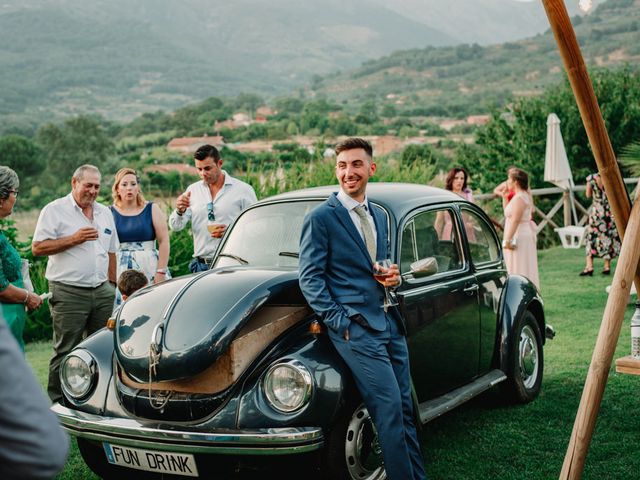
[334,137,373,158]
[117,269,148,297]
[194,144,221,162]
[445,167,468,191]
[509,167,529,190]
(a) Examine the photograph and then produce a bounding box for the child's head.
[118,269,148,300]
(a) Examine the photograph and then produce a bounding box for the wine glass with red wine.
[373,259,398,311]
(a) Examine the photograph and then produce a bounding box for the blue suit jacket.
[299,193,396,335]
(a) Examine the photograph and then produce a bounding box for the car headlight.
[60,349,97,400]
[263,360,313,413]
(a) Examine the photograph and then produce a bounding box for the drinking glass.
[373,259,399,311]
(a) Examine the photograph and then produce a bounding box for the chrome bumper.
[52,403,324,455]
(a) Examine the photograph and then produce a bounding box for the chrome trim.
[51,404,324,456]
[263,359,313,413]
[60,349,97,401]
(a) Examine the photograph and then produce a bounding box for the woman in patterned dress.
[0,167,42,349]
[111,168,170,307]
[579,172,621,276]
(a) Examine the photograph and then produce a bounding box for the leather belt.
[196,256,214,264]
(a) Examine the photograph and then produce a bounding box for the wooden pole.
[540,0,640,478]
[562,191,571,226]
[559,200,640,479]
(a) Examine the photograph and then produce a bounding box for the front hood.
[115,267,303,382]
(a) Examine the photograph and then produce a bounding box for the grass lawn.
[25,246,640,479]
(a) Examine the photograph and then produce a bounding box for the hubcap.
[519,325,539,389]
[344,405,386,480]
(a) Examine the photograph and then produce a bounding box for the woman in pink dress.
[436,167,476,241]
[501,168,540,290]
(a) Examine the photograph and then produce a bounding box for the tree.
[457,67,640,194]
[36,115,115,191]
[0,135,43,178]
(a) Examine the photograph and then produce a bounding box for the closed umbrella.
[544,113,579,224]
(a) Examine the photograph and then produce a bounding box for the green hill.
[313,0,640,117]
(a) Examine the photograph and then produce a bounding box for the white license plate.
[103,443,199,477]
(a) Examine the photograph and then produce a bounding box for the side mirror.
[402,257,439,279]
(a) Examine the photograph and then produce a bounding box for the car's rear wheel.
[322,401,386,480]
[505,310,543,403]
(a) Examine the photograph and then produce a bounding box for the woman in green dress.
[0,167,42,349]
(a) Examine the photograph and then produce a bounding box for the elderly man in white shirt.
[169,144,257,272]
[32,164,119,403]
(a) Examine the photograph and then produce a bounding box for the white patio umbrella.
[544,112,579,225]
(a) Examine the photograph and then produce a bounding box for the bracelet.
[175,209,184,217]
[23,290,29,304]
[156,269,167,274]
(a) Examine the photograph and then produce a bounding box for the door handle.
[463,283,479,295]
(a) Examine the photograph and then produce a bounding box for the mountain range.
[0,0,610,129]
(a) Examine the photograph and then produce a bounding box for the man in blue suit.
[299,137,426,480]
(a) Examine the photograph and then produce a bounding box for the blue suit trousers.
[328,315,427,480]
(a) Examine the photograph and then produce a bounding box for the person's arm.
[0,318,69,478]
[168,191,191,231]
[0,284,42,311]
[493,181,507,198]
[243,185,258,208]
[585,179,593,199]
[298,213,350,337]
[108,252,117,285]
[502,196,525,249]
[434,210,445,235]
[151,203,170,282]
[32,227,98,257]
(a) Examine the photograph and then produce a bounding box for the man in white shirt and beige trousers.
[32,165,119,403]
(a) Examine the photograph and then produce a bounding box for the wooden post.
[540,0,640,478]
[563,190,571,226]
[560,200,640,479]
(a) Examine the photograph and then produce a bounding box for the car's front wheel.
[322,401,387,480]
[505,310,543,403]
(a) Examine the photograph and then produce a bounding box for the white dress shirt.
[33,194,119,288]
[336,189,378,252]
[168,171,257,258]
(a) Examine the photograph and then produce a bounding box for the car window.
[400,209,462,276]
[461,207,500,264]
[214,200,322,268]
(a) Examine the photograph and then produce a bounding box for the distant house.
[167,135,225,153]
[256,106,275,117]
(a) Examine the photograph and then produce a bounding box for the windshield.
[213,200,323,268]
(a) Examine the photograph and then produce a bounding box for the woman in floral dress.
[111,168,171,307]
[579,172,621,276]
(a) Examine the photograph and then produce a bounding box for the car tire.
[505,310,544,403]
[321,401,387,480]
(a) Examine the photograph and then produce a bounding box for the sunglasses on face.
[207,202,215,221]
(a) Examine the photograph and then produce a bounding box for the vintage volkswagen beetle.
[52,183,553,479]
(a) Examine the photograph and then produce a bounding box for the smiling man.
[298,137,427,480]
[32,164,119,403]
[169,144,257,273]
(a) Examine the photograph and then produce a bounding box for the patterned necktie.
[354,205,376,262]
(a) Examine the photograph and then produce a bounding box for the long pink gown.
[504,191,540,289]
